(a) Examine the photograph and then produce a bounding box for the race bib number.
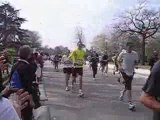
[64,60,72,64]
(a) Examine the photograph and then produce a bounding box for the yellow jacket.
[69,48,85,68]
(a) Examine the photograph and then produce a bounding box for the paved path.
[43,61,152,120]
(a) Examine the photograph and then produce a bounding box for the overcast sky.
[1,0,160,49]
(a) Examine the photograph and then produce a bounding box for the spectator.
[10,45,34,120]
[0,54,33,120]
[140,59,160,120]
[28,53,41,109]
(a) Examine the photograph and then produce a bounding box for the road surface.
[43,61,152,120]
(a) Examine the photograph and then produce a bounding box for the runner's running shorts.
[72,68,83,77]
[121,72,134,90]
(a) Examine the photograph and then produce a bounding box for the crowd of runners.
[48,41,160,115]
[48,42,139,110]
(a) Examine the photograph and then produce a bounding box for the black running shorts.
[72,68,83,77]
[121,72,134,90]
[63,68,72,74]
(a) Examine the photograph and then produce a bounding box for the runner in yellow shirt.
[69,42,85,97]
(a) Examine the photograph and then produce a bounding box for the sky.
[1,0,160,49]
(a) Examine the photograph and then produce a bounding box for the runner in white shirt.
[61,50,73,91]
[118,42,138,110]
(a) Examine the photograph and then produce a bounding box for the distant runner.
[100,51,109,75]
[90,50,99,80]
[112,53,119,75]
[53,55,60,70]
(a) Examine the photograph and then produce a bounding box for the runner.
[61,50,73,91]
[69,42,85,97]
[149,51,159,71]
[90,50,99,80]
[117,42,139,110]
[112,53,119,75]
[53,54,60,70]
[100,51,109,75]
[87,55,92,69]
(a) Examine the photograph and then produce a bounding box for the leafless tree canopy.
[75,26,85,45]
[115,4,160,39]
[114,0,160,64]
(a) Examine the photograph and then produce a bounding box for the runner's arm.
[117,52,123,69]
[69,51,76,64]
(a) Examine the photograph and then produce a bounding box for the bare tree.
[75,26,85,46]
[114,1,160,64]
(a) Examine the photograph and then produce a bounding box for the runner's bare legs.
[65,74,70,91]
[79,75,83,90]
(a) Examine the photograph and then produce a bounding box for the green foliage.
[0,3,26,46]
[21,30,41,48]
[0,3,42,49]
[5,48,16,63]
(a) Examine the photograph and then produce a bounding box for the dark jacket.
[90,54,99,66]
[10,60,33,120]
[10,60,33,94]
[149,56,159,70]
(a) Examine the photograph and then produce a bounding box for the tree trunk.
[141,37,145,65]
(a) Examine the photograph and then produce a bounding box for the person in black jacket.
[90,50,99,80]
[10,45,34,120]
[28,53,41,109]
[100,51,109,75]
[140,61,160,120]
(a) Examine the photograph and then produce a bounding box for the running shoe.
[78,89,84,97]
[128,103,135,110]
[65,87,70,91]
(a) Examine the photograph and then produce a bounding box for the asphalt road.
[43,61,152,120]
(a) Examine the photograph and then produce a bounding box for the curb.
[39,83,48,101]
[33,106,51,120]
